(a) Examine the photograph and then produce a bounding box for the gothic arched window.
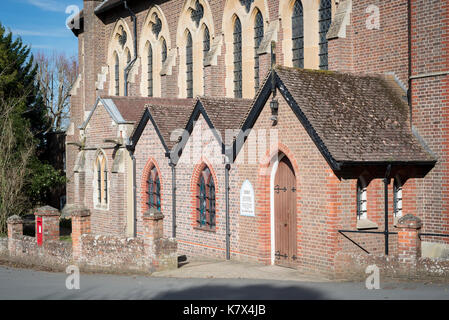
[233,17,242,98]
[319,0,332,70]
[292,0,304,68]
[148,43,153,97]
[203,25,210,93]
[95,153,108,206]
[146,166,161,211]
[186,31,193,98]
[254,10,264,92]
[114,52,119,96]
[161,38,167,64]
[196,166,216,230]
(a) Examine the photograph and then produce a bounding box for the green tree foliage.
[0,22,66,234]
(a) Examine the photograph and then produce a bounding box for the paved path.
[0,264,449,299]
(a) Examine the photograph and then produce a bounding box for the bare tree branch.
[35,51,78,132]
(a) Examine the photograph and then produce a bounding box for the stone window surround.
[93,150,110,211]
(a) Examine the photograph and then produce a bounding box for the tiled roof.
[146,104,195,150]
[105,96,193,124]
[198,96,253,143]
[274,65,435,163]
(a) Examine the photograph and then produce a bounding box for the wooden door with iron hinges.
[274,157,297,267]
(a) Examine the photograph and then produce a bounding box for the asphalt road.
[0,266,448,300]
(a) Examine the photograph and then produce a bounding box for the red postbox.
[36,217,43,246]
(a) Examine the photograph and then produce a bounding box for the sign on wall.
[240,180,255,217]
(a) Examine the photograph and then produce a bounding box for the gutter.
[123,0,138,96]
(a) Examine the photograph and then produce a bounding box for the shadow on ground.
[38,282,327,300]
[150,284,326,300]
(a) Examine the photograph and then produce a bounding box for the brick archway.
[256,143,301,265]
[190,158,220,230]
[140,158,163,214]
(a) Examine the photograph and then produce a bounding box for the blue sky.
[0,0,83,58]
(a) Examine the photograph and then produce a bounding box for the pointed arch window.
[146,166,161,211]
[186,31,193,98]
[196,166,216,230]
[254,10,264,92]
[161,38,167,64]
[95,153,108,206]
[148,43,153,97]
[319,0,332,70]
[233,17,242,98]
[203,25,210,94]
[292,0,304,68]
[114,53,119,96]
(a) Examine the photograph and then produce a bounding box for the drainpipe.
[384,164,392,255]
[123,0,137,96]
[407,0,413,125]
[169,161,177,238]
[127,145,137,237]
[225,162,231,260]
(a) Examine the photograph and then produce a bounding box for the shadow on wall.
[21,215,72,238]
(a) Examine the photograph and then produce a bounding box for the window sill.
[393,215,402,227]
[194,226,216,233]
[357,218,378,230]
[94,204,109,211]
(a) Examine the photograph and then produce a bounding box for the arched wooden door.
[274,156,297,267]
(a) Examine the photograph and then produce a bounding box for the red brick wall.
[76,104,128,236]
[410,0,449,242]
[134,119,173,239]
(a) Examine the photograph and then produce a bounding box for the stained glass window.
[186,31,193,98]
[148,44,153,97]
[196,166,216,229]
[114,53,119,96]
[319,0,332,70]
[292,1,304,68]
[233,17,242,98]
[254,10,264,91]
[147,166,161,211]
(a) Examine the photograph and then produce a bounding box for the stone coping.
[34,205,60,216]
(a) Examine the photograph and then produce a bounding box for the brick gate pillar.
[396,214,422,274]
[70,207,91,261]
[35,206,60,243]
[7,215,23,255]
[143,208,164,246]
[143,208,177,270]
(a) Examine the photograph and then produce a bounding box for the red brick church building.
[65,0,448,275]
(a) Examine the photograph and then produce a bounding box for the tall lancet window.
[95,152,108,206]
[148,44,153,97]
[114,53,119,96]
[233,17,242,98]
[254,10,264,92]
[161,38,167,64]
[319,0,332,70]
[186,31,193,98]
[203,26,210,94]
[292,0,304,68]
